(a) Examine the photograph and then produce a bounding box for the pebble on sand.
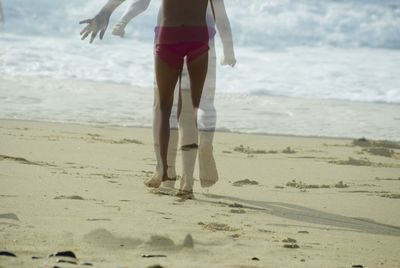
[141,254,167,258]
[0,251,17,257]
[49,250,77,259]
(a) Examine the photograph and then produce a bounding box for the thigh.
[155,55,180,113]
[187,52,209,109]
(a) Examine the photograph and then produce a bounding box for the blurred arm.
[213,0,236,66]
[113,0,151,37]
[99,0,126,17]
[0,0,4,23]
[79,0,125,43]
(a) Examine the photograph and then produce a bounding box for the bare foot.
[144,173,162,188]
[176,189,194,200]
[199,146,218,188]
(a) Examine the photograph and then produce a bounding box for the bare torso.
[161,0,209,26]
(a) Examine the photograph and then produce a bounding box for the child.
[80,0,236,198]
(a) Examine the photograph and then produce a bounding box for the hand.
[112,20,128,38]
[221,55,237,67]
[79,13,110,43]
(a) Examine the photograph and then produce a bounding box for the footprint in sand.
[0,154,55,166]
[86,218,112,222]
[232,179,259,187]
[200,222,239,232]
[375,177,400,181]
[380,193,400,199]
[83,228,142,249]
[0,213,20,221]
[230,209,246,214]
[362,147,395,158]
[144,234,194,250]
[330,157,400,168]
[54,195,85,200]
[352,138,400,150]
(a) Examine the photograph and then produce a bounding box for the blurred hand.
[79,13,110,43]
[112,20,128,38]
[221,55,237,67]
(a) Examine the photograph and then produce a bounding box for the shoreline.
[1,74,400,141]
[0,118,398,143]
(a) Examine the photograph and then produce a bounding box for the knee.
[159,102,173,114]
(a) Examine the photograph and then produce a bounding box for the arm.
[0,0,4,24]
[79,0,125,43]
[213,0,236,67]
[112,0,151,37]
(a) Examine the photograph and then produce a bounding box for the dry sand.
[0,119,399,268]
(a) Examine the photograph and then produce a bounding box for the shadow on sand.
[201,193,400,237]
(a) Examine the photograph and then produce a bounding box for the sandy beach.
[0,119,399,267]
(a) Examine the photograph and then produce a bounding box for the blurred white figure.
[0,0,4,25]
[80,0,236,194]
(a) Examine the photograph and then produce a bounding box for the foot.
[161,177,177,188]
[175,189,194,200]
[144,174,177,188]
[144,173,162,188]
[199,146,219,188]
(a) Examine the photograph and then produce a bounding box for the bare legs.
[155,52,209,182]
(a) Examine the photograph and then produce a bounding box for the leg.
[176,49,209,196]
[187,52,209,113]
[198,44,219,187]
[144,82,179,188]
[155,55,180,181]
[176,67,198,192]
[178,89,198,192]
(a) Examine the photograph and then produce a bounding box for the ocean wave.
[2,0,400,48]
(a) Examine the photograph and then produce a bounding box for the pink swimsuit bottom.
[155,26,216,70]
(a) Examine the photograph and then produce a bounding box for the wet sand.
[0,119,399,267]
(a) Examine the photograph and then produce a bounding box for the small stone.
[0,251,17,257]
[352,265,364,268]
[147,265,165,268]
[80,262,93,266]
[49,250,77,259]
[251,257,260,261]
[141,254,167,258]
